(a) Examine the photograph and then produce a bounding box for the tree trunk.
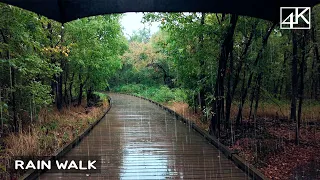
[69,72,75,104]
[248,83,256,120]
[87,85,94,107]
[278,51,288,100]
[56,72,63,111]
[311,55,316,99]
[225,39,234,128]
[77,72,84,106]
[210,14,238,136]
[290,30,298,123]
[198,12,206,115]
[10,65,18,132]
[311,11,320,100]
[235,23,276,126]
[78,83,84,106]
[232,24,258,98]
[1,29,18,132]
[253,73,262,120]
[296,30,307,145]
[236,71,253,126]
[64,64,69,105]
[311,23,320,100]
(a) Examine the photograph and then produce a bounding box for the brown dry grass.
[164,100,320,131]
[231,102,320,123]
[5,100,108,156]
[164,102,210,131]
[1,99,109,178]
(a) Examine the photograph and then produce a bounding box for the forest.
[111,10,320,179]
[0,2,320,179]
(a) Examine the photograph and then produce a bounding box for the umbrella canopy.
[0,0,319,23]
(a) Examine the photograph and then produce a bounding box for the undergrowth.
[114,84,188,103]
[0,93,109,179]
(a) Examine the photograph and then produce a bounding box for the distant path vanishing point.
[40,93,249,179]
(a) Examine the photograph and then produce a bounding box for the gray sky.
[121,12,160,38]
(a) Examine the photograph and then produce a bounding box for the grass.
[113,84,189,103]
[229,99,320,123]
[0,94,109,178]
[114,84,320,126]
[94,92,108,101]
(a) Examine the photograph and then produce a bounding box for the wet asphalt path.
[40,93,249,179]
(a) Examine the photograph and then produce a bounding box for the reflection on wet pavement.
[40,93,249,179]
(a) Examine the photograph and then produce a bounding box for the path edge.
[20,95,112,180]
[125,93,268,180]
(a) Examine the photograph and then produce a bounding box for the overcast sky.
[120,12,160,38]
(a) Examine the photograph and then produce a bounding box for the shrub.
[114,84,188,103]
[114,84,146,94]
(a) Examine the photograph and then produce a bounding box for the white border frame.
[280,7,311,30]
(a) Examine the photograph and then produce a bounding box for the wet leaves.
[229,120,320,180]
[260,143,320,179]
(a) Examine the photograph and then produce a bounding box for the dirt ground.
[165,101,320,180]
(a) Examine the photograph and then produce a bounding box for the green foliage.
[145,86,188,103]
[93,92,108,101]
[0,3,127,132]
[115,84,146,94]
[109,32,169,88]
[129,28,151,43]
[65,15,127,90]
[143,13,220,91]
[28,81,53,107]
[114,84,188,103]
